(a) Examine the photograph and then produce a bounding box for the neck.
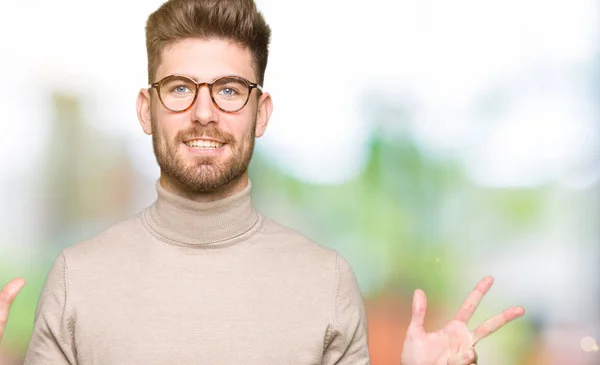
[159,172,249,202]
[143,176,260,248]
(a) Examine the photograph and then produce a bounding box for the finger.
[408,288,427,336]
[471,305,525,345]
[447,348,478,365]
[453,276,494,324]
[0,278,26,340]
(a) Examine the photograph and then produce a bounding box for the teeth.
[185,140,224,149]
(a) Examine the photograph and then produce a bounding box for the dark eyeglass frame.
[148,74,263,113]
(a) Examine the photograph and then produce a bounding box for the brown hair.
[145,0,271,85]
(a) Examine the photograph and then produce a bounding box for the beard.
[151,117,256,194]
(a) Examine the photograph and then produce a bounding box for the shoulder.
[255,215,359,284]
[61,211,147,266]
[258,215,340,259]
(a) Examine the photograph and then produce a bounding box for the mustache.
[177,126,234,144]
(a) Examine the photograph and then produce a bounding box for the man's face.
[138,38,271,194]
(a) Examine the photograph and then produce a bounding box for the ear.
[137,88,153,135]
[254,92,273,138]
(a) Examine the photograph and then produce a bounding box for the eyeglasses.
[149,75,263,113]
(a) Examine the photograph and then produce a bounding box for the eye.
[217,87,238,97]
[172,85,192,94]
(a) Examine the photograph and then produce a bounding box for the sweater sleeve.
[23,252,77,365]
[322,254,370,364]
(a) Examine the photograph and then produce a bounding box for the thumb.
[1,278,26,301]
[0,278,26,342]
[408,288,427,335]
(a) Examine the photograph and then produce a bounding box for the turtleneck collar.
[142,179,261,248]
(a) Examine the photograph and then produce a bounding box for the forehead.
[156,38,256,82]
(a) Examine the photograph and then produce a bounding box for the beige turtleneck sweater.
[23,181,370,364]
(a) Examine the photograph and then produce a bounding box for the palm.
[401,276,525,365]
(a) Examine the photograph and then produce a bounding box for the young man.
[1,0,524,364]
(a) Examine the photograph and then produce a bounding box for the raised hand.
[400,276,525,365]
[0,278,25,345]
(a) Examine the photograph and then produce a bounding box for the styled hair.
[145,0,271,85]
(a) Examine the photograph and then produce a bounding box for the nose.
[191,84,218,125]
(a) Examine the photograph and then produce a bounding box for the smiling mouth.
[184,139,225,149]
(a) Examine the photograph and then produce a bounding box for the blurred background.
[0,0,599,364]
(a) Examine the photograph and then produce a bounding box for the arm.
[23,253,77,365]
[322,254,370,365]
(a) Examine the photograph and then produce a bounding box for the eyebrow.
[172,74,247,83]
